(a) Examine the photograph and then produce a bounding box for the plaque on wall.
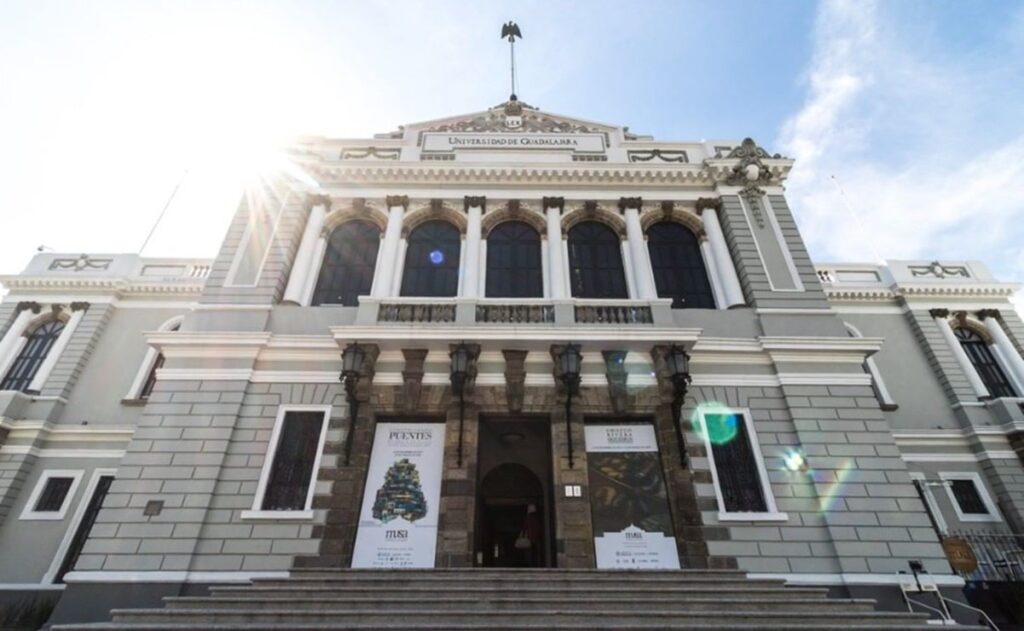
[351,422,446,568]
[585,424,681,570]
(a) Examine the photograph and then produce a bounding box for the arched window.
[486,221,543,298]
[401,221,461,297]
[312,221,381,306]
[955,327,1017,398]
[567,221,627,299]
[1,320,65,392]
[647,222,715,309]
[139,323,180,400]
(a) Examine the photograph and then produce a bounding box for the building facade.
[1,100,1023,625]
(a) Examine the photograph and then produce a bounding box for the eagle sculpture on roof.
[501,21,522,41]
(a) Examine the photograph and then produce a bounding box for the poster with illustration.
[352,422,446,568]
[585,424,680,570]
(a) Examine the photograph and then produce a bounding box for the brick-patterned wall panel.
[904,308,977,405]
[0,452,38,527]
[40,303,114,401]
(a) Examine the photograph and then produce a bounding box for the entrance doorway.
[475,417,554,567]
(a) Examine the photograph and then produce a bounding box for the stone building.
[1,99,1022,627]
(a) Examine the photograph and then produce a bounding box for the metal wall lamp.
[665,345,692,467]
[340,342,367,466]
[557,343,582,468]
[450,342,472,467]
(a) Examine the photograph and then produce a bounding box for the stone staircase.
[53,568,984,630]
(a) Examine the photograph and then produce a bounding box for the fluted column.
[461,196,485,298]
[0,303,40,383]
[283,195,330,305]
[698,198,744,308]
[28,303,87,392]
[620,198,656,300]
[931,309,990,398]
[544,197,566,299]
[373,195,408,298]
[699,239,727,309]
[979,310,1024,393]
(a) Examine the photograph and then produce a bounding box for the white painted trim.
[125,315,184,399]
[760,195,805,291]
[990,344,1024,398]
[844,322,897,408]
[156,368,253,381]
[62,570,289,584]
[736,194,784,293]
[391,238,408,296]
[224,189,291,288]
[696,407,782,520]
[251,405,331,513]
[938,471,1002,523]
[239,509,315,521]
[0,583,66,590]
[748,572,964,587]
[699,239,726,309]
[19,469,84,521]
[42,468,116,584]
[619,239,637,299]
[561,238,572,297]
[250,370,339,383]
[901,452,1019,463]
[909,472,948,535]
[29,308,84,392]
[301,235,329,306]
[0,446,125,458]
[540,237,550,298]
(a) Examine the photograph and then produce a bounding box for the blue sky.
[1,0,1023,291]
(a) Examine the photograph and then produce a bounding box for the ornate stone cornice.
[542,196,565,211]
[463,196,486,211]
[617,197,642,212]
[305,194,332,210]
[694,197,721,213]
[385,195,409,209]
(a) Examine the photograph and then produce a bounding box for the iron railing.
[945,530,1024,582]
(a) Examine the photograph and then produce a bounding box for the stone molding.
[502,349,528,412]
[463,196,486,211]
[617,197,643,212]
[321,199,389,235]
[400,349,428,412]
[541,196,565,211]
[305,193,332,211]
[639,201,706,238]
[561,202,627,237]
[384,195,409,209]
[402,199,468,236]
[480,201,547,238]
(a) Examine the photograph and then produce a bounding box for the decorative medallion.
[48,254,112,272]
[627,149,688,163]
[340,147,400,160]
[909,261,970,279]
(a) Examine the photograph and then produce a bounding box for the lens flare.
[690,402,740,446]
[429,250,445,265]
[818,459,856,513]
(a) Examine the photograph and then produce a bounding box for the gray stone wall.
[40,303,114,402]
[903,307,976,405]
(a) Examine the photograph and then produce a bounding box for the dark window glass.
[647,222,715,309]
[35,476,74,512]
[312,221,381,306]
[567,221,627,299]
[400,221,461,297]
[486,221,543,298]
[955,327,1017,398]
[140,323,178,400]
[56,475,113,583]
[950,479,989,515]
[707,413,768,513]
[262,412,325,511]
[1,320,65,392]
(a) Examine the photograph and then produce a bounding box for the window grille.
[950,479,989,515]
[954,327,1017,398]
[312,221,381,306]
[707,413,768,513]
[567,221,628,299]
[400,221,461,297]
[261,411,324,511]
[486,221,543,298]
[647,222,715,309]
[34,477,73,512]
[1,319,65,392]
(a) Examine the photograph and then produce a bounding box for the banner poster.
[351,422,446,568]
[585,424,681,570]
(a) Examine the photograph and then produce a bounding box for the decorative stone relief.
[722,138,778,188]
[502,350,528,413]
[617,197,643,212]
[385,195,410,209]
[694,198,722,213]
[741,188,767,229]
[542,196,565,211]
[69,301,89,312]
[305,193,332,211]
[463,196,486,211]
[627,149,688,163]
[909,261,970,279]
[602,350,629,414]
[14,301,41,314]
[340,147,400,160]
[976,309,1001,321]
[928,308,951,319]
[48,254,112,272]
[401,349,428,412]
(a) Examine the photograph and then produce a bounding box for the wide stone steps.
[53,568,985,630]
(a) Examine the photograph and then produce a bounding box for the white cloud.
[778,0,1024,300]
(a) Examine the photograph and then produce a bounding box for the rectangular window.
[248,407,330,517]
[20,470,83,520]
[950,479,987,514]
[940,472,1001,523]
[699,409,785,521]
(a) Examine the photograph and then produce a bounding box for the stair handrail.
[937,595,1000,631]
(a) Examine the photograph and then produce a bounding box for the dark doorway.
[56,475,113,583]
[476,417,554,568]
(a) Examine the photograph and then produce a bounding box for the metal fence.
[946,530,1024,582]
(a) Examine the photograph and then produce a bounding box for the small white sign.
[422,132,605,153]
[585,424,659,453]
[594,525,681,570]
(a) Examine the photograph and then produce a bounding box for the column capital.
[695,197,722,212]
[385,195,409,209]
[69,301,90,313]
[618,197,643,212]
[929,308,951,319]
[977,308,1001,321]
[463,196,486,211]
[15,301,41,315]
[542,196,565,211]
[305,194,332,210]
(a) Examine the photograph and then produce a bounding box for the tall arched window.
[955,327,1017,398]
[312,221,381,306]
[647,222,715,309]
[567,221,627,299]
[1,320,65,392]
[486,221,543,298]
[401,221,461,297]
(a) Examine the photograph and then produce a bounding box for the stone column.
[620,198,656,300]
[931,309,990,398]
[372,195,408,298]
[282,195,330,305]
[28,303,87,392]
[461,197,485,298]
[697,198,744,308]
[979,309,1024,392]
[0,302,40,381]
[699,239,727,309]
[544,197,566,299]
